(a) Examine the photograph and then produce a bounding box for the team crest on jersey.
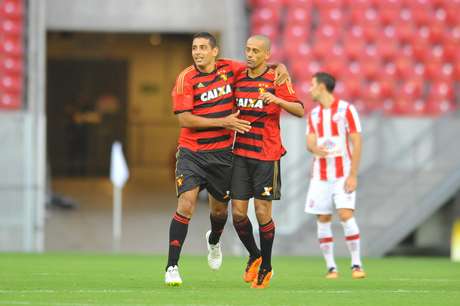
[200,84,232,102]
[176,175,184,188]
[262,186,272,196]
[218,70,228,82]
[258,83,269,94]
[236,97,264,109]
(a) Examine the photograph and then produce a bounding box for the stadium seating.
[0,0,24,110]
[248,0,459,115]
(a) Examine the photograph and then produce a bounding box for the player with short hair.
[231,35,304,289]
[304,71,366,279]
[165,32,288,286]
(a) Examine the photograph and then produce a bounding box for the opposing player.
[304,72,366,279]
[165,32,288,286]
[231,35,304,289]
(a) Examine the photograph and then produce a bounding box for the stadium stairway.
[269,115,460,257]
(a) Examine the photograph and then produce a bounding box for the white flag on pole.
[110,141,129,188]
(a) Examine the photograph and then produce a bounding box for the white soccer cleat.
[165,265,182,286]
[206,230,222,270]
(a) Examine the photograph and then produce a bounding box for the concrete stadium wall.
[45,0,247,59]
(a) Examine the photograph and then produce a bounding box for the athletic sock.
[259,219,275,271]
[166,212,190,270]
[208,213,228,245]
[341,217,362,267]
[317,221,337,270]
[233,217,261,259]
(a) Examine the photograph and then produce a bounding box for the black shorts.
[231,155,281,201]
[175,147,233,203]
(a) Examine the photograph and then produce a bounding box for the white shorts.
[304,177,356,215]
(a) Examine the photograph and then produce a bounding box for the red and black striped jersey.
[233,67,302,161]
[172,59,246,152]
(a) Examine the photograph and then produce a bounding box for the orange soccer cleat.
[325,267,339,279]
[251,268,274,289]
[351,265,366,279]
[243,256,262,283]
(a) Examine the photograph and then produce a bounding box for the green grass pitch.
[0,253,459,306]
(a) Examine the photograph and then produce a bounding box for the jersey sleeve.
[306,112,315,135]
[275,81,303,106]
[221,59,247,78]
[172,71,194,114]
[345,104,362,133]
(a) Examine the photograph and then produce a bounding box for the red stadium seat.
[294,80,315,111]
[379,8,399,25]
[0,35,23,56]
[424,60,451,80]
[252,24,279,41]
[291,59,316,81]
[417,24,446,45]
[313,0,343,9]
[364,81,384,111]
[284,24,310,43]
[0,56,23,74]
[404,0,433,11]
[375,0,402,10]
[343,36,365,60]
[285,42,312,61]
[0,18,23,36]
[334,81,350,99]
[452,26,460,44]
[400,78,424,99]
[315,24,341,42]
[319,8,346,26]
[286,7,311,25]
[0,0,23,19]
[269,42,285,62]
[251,6,281,27]
[393,22,415,44]
[412,8,433,27]
[252,0,285,7]
[359,58,381,80]
[350,8,380,28]
[391,97,424,116]
[375,38,398,62]
[0,74,22,93]
[395,56,414,80]
[312,39,336,60]
[454,61,460,80]
[442,43,458,62]
[411,40,430,62]
[342,76,362,99]
[425,98,455,116]
[0,92,21,109]
[428,81,454,100]
[376,76,396,99]
[286,0,313,8]
[322,57,347,77]
[343,0,373,10]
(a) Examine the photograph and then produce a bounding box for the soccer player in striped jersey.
[165,32,289,286]
[304,72,366,279]
[231,35,304,289]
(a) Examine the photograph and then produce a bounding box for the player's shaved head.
[247,35,271,52]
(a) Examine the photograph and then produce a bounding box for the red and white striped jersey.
[306,98,361,181]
